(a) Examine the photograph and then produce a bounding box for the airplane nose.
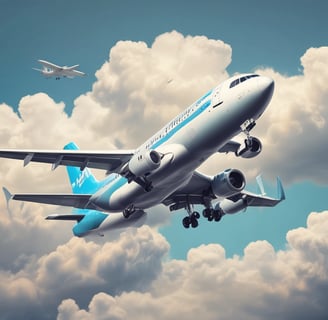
[257,76,274,101]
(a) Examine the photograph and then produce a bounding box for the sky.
[0,0,328,319]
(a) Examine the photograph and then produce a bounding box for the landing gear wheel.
[192,211,200,219]
[213,210,222,222]
[202,208,211,218]
[191,215,199,228]
[182,216,191,229]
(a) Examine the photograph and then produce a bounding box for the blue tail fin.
[64,142,100,194]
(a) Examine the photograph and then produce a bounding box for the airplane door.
[211,85,223,110]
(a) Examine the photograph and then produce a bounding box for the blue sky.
[1,0,327,110]
[1,0,328,319]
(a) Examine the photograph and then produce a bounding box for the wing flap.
[218,140,241,153]
[162,171,213,210]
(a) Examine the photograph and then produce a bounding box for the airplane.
[33,59,86,80]
[0,73,285,237]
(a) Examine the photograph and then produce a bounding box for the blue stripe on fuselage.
[151,97,212,149]
[93,174,128,210]
[73,210,108,237]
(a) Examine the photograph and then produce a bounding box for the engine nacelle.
[128,149,161,177]
[236,137,262,159]
[211,169,246,198]
[215,198,247,215]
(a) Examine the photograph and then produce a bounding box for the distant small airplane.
[33,59,86,80]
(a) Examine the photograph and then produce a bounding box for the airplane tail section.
[64,142,100,194]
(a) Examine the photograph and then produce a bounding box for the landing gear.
[182,201,200,229]
[241,118,256,150]
[182,213,199,229]
[123,204,135,218]
[202,208,223,222]
[181,196,225,229]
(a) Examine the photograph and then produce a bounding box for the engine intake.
[236,137,262,159]
[128,149,161,178]
[211,169,245,197]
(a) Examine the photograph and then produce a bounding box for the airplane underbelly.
[110,174,190,210]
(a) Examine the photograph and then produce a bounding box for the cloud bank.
[0,31,328,319]
[1,211,328,319]
[57,211,328,320]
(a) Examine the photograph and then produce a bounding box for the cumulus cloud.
[0,226,169,320]
[56,211,328,320]
[0,31,328,319]
[1,210,328,320]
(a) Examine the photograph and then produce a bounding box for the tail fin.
[64,142,100,194]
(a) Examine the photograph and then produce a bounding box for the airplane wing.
[162,171,214,210]
[70,70,86,77]
[218,140,241,153]
[162,172,285,211]
[0,148,135,173]
[38,59,63,71]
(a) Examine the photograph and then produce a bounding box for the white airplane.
[0,73,285,237]
[33,59,86,80]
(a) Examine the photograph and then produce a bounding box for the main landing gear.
[182,212,200,229]
[181,203,224,229]
[202,208,223,222]
[182,202,200,228]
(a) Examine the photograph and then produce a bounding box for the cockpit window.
[229,74,259,89]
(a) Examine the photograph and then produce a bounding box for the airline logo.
[72,169,91,189]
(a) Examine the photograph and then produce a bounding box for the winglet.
[276,177,286,201]
[256,174,266,196]
[3,187,12,203]
[2,187,13,216]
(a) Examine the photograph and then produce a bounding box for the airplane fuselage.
[90,74,274,213]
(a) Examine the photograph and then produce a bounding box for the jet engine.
[211,169,245,198]
[127,149,161,178]
[236,137,262,159]
[214,198,247,215]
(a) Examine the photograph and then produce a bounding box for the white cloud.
[56,211,328,320]
[0,226,169,320]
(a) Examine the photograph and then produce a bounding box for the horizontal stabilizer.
[2,187,12,203]
[11,193,94,209]
[32,68,43,72]
[46,214,85,222]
